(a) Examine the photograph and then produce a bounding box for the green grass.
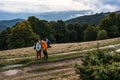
[0,39,119,71]
[0,52,84,71]
[0,47,116,71]
[22,52,85,67]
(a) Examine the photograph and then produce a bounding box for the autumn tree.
[7,21,39,49]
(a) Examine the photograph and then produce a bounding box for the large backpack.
[46,39,51,48]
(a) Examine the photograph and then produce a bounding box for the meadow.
[0,37,120,80]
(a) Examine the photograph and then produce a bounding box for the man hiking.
[41,39,48,60]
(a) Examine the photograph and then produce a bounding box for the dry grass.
[0,37,120,56]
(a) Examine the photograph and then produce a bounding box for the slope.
[0,19,24,31]
[65,13,108,25]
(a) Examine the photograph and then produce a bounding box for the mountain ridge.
[0,19,24,31]
[65,13,108,25]
[0,10,93,21]
[65,10,120,25]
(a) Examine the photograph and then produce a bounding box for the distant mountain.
[0,10,94,21]
[0,19,24,31]
[65,11,120,25]
[0,10,94,31]
[65,13,108,25]
[36,10,94,21]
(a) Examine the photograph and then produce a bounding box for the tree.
[7,21,39,49]
[36,20,52,39]
[0,27,12,50]
[55,20,68,43]
[28,17,55,42]
[0,30,8,50]
[81,23,89,41]
[97,30,108,40]
[49,21,57,42]
[28,16,39,33]
[84,26,97,41]
[28,16,39,27]
[67,24,74,31]
[116,14,120,36]
[68,30,77,42]
[109,25,119,37]
[67,24,84,42]
[74,24,83,42]
[99,13,119,38]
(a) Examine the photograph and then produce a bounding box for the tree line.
[0,12,120,50]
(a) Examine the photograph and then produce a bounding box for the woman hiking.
[35,40,42,60]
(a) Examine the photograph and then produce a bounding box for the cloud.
[0,0,119,13]
[98,0,120,12]
[101,0,120,6]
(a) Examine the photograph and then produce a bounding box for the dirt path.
[15,68,76,80]
[0,57,82,80]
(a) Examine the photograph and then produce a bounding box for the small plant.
[75,49,120,80]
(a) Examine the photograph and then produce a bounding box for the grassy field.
[0,37,120,80]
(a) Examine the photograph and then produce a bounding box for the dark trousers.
[43,50,48,60]
[36,50,41,59]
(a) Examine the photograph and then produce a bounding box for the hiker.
[46,38,51,48]
[35,40,42,60]
[41,39,48,60]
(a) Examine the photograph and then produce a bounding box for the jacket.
[41,41,48,51]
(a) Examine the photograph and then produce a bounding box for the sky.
[0,0,120,13]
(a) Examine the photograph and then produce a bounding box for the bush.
[75,50,120,80]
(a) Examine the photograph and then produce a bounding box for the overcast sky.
[0,0,120,13]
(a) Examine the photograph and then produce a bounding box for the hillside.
[65,13,108,25]
[0,19,24,31]
[65,11,120,25]
[0,37,120,80]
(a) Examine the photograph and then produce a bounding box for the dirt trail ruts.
[14,68,75,80]
[0,57,82,80]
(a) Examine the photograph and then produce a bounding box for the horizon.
[0,10,119,21]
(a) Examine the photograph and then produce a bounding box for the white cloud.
[0,0,119,13]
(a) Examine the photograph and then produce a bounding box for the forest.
[0,12,120,50]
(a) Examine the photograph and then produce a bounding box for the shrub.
[75,50,120,80]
